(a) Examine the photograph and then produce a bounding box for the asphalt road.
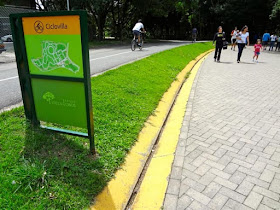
[0,40,191,110]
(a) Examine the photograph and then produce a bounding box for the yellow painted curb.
[91,50,213,210]
[131,54,209,210]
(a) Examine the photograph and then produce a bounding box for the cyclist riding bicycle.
[132,19,146,47]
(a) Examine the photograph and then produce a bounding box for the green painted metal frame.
[10,11,95,154]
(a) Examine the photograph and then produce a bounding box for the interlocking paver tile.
[163,47,280,209]
[244,191,263,209]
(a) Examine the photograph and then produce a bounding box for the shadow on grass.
[22,124,109,207]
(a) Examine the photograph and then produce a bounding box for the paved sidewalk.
[164,47,280,210]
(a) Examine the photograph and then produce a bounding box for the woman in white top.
[236,25,250,63]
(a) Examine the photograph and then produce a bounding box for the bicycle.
[131,32,144,51]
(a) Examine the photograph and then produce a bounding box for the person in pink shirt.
[253,39,263,63]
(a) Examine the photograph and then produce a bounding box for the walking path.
[164,46,280,210]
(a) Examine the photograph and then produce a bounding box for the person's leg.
[214,46,218,61]
[237,44,242,61]
[217,46,222,61]
[237,44,244,62]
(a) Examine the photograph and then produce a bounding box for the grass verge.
[0,42,213,209]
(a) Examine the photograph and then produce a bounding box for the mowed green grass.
[0,42,213,209]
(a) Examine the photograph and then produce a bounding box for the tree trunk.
[97,12,107,41]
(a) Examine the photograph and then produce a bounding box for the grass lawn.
[0,42,213,209]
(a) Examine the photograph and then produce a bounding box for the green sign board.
[10,11,95,153]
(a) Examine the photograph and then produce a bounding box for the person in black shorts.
[231,27,238,51]
[213,26,226,62]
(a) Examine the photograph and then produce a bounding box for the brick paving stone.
[251,161,267,173]
[170,166,183,180]
[271,152,280,162]
[262,197,280,209]
[274,173,280,180]
[192,156,207,167]
[164,48,280,209]
[263,146,276,155]
[244,191,263,209]
[202,182,222,198]
[176,195,193,210]
[181,177,206,193]
[210,168,231,179]
[164,194,178,210]
[219,187,245,203]
[257,204,273,210]
[198,173,216,186]
[225,199,253,210]
[232,158,253,169]
[244,176,270,189]
[194,163,211,176]
[259,169,275,183]
[186,188,211,205]
[173,155,184,167]
[229,171,246,185]
[188,200,210,210]
[214,177,238,190]
[218,155,233,166]
[245,154,259,164]
[236,180,254,196]
[208,193,229,210]
[224,163,239,174]
[237,166,261,178]
[252,185,280,201]
[221,206,233,210]
[269,178,280,194]
[205,160,225,170]
[167,179,181,195]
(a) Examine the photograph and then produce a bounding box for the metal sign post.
[10,11,95,154]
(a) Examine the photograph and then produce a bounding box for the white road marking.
[0,76,18,82]
[90,51,131,61]
[0,52,131,83]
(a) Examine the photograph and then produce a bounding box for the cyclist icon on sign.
[34,21,44,33]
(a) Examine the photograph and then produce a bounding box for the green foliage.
[0,43,213,209]
[271,0,280,17]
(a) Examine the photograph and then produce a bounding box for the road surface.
[0,40,191,110]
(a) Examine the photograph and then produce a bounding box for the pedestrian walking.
[262,31,270,50]
[213,26,226,62]
[236,25,249,63]
[253,39,263,63]
[231,27,238,51]
[192,27,198,42]
[269,34,276,51]
[276,35,280,51]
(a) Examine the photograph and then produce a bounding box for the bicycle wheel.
[131,39,136,51]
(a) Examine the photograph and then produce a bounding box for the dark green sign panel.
[10,11,95,154]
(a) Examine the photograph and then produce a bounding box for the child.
[253,39,262,63]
